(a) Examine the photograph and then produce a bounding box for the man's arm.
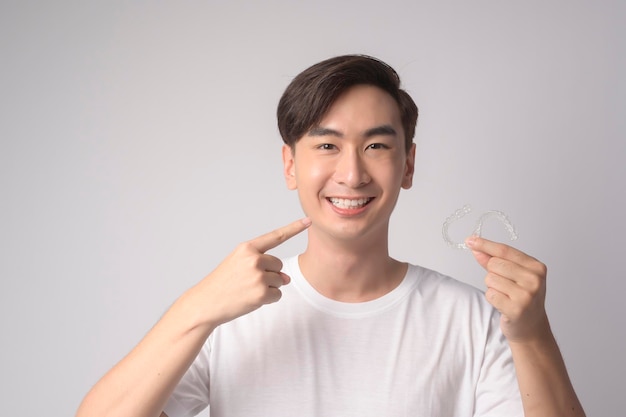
[466,236,585,417]
[75,218,311,417]
[508,327,585,416]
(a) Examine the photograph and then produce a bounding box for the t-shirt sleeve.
[162,340,211,417]
[473,310,523,417]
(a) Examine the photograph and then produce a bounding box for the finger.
[485,271,519,297]
[469,248,492,270]
[250,217,311,253]
[263,286,284,305]
[264,270,288,288]
[486,257,525,282]
[486,256,544,290]
[257,254,284,273]
[485,276,540,324]
[264,272,290,287]
[256,255,290,285]
[279,271,291,285]
[466,236,540,271]
[485,286,511,315]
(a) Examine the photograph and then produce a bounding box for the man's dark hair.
[277,54,418,152]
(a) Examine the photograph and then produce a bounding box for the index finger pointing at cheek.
[250,217,312,253]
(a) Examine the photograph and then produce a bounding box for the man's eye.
[318,143,336,150]
[367,143,389,150]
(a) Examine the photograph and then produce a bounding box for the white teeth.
[329,197,372,209]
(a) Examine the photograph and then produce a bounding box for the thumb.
[470,250,491,270]
[466,236,491,270]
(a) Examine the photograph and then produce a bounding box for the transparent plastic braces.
[442,205,519,250]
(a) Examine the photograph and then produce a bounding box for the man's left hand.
[465,236,551,344]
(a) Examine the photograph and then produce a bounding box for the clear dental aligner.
[442,205,519,250]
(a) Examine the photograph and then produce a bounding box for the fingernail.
[301,217,312,226]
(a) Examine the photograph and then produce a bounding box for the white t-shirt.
[164,256,523,417]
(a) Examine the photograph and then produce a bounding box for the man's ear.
[401,143,416,189]
[282,144,297,190]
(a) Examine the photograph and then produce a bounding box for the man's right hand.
[76,218,311,417]
[189,217,311,328]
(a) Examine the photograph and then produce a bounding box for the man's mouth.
[328,197,373,209]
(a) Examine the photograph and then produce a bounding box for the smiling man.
[76,55,585,417]
[282,82,414,302]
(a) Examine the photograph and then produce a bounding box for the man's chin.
[311,219,387,244]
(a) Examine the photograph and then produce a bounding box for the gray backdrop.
[1,1,624,416]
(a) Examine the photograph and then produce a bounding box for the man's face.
[282,84,416,243]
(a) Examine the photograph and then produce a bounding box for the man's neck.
[298,227,406,303]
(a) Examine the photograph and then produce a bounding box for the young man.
[76,55,585,417]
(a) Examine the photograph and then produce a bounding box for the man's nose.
[333,149,371,188]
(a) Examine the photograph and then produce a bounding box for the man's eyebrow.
[307,125,397,138]
[307,126,343,137]
[364,125,397,137]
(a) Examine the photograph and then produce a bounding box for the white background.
[1,1,624,416]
